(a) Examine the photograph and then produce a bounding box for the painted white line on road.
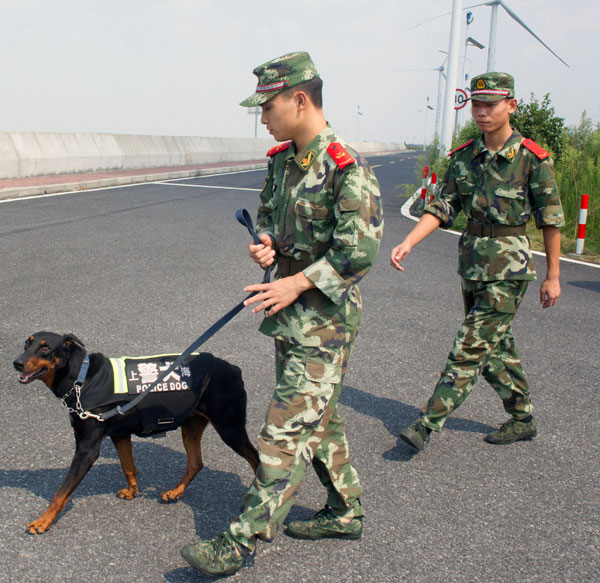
[0,167,267,205]
[400,191,600,270]
[154,181,261,192]
[0,181,146,203]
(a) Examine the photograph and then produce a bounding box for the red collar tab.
[522,138,550,160]
[327,142,355,169]
[266,141,292,157]
[447,139,474,157]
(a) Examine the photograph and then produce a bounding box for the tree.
[510,93,566,159]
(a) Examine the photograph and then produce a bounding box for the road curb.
[0,162,268,201]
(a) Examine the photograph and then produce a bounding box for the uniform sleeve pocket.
[338,198,361,212]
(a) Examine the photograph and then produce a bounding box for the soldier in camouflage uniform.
[391,72,564,453]
[181,51,383,576]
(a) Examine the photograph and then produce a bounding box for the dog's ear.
[63,334,85,351]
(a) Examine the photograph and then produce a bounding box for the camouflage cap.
[470,72,515,102]
[240,51,320,107]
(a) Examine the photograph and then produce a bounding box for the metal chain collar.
[60,382,104,422]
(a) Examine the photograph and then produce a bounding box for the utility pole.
[420,97,434,149]
[440,0,462,152]
[487,1,498,71]
[354,105,364,141]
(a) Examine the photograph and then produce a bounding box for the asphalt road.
[1,152,598,583]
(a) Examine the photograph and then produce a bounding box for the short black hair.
[281,77,323,109]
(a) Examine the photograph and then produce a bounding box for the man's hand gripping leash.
[236,209,314,317]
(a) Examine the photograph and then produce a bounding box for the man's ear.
[507,98,518,114]
[295,90,309,110]
[63,334,85,351]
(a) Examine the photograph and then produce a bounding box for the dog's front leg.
[27,428,102,534]
[111,435,139,499]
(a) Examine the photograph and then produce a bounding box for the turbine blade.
[411,1,493,30]
[499,0,569,67]
[409,11,452,30]
[393,68,444,72]
[464,1,498,10]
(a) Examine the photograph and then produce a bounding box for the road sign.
[455,88,468,110]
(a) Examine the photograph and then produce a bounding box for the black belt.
[466,221,527,238]
[277,255,312,277]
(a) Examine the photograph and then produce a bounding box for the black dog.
[13,331,259,534]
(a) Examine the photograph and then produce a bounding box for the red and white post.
[575,193,590,254]
[420,166,429,208]
[429,172,437,202]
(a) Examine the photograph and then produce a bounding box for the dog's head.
[13,332,85,387]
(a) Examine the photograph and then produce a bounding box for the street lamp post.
[247,106,261,138]
[419,97,435,149]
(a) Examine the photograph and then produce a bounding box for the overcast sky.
[2,0,598,145]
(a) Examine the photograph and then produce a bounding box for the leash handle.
[235,208,262,245]
[236,208,272,284]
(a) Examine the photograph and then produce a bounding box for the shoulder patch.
[267,141,292,157]
[522,138,550,160]
[447,139,474,157]
[327,142,355,169]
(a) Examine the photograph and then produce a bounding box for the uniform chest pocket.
[295,199,332,220]
[294,198,334,253]
[492,185,528,221]
[494,186,526,199]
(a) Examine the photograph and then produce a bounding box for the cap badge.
[476,79,486,90]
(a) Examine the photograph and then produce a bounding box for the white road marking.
[400,191,600,269]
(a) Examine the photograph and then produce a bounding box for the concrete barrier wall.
[0,131,404,180]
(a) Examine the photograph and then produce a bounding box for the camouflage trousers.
[421,278,532,432]
[228,339,363,553]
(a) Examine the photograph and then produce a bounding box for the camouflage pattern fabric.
[470,71,515,101]
[240,51,320,107]
[227,123,382,553]
[425,130,565,281]
[420,279,532,432]
[228,340,363,552]
[256,123,384,347]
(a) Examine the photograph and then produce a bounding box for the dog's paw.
[160,488,183,503]
[27,518,51,535]
[117,487,138,500]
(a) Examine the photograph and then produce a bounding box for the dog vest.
[79,352,214,437]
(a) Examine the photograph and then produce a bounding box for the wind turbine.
[409,0,568,150]
[410,0,569,71]
[465,0,569,70]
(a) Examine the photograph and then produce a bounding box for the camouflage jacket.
[256,124,383,347]
[425,130,565,281]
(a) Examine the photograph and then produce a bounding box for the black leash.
[100,209,270,422]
